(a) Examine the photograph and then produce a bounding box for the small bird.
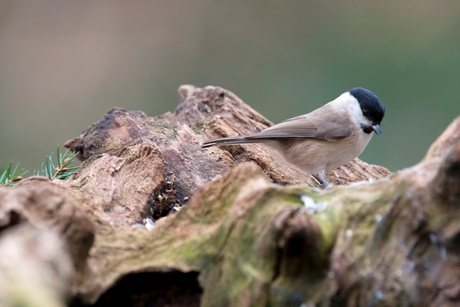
[200,87,385,187]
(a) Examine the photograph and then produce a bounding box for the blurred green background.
[1,1,459,173]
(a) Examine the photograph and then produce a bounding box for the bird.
[200,87,385,187]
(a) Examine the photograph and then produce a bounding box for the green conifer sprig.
[0,162,27,187]
[33,146,80,180]
[0,146,80,187]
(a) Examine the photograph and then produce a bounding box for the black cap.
[349,87,385,125]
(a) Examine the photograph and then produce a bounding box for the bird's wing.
[246,109,352,141]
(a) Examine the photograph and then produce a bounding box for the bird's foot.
[311,174,331,189]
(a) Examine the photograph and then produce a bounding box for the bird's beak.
[372,124,381,135]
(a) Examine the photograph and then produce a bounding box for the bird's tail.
[200,136,259,148]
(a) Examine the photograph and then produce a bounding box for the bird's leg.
[314,173,330,188]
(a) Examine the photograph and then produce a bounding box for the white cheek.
[348,99,371,126]
[349,102,361,118]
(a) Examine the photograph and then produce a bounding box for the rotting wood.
[1,85,459,306]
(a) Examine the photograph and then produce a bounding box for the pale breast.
[267,130,373,175]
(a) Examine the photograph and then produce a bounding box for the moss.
[189,120,209,135]
[79,163,402,306]
[148,120,178,137]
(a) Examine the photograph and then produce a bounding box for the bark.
[0,179,90,307]
[0,224,74,307]
[0,85,458,307]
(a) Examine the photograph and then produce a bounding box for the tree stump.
[0,85,459,307]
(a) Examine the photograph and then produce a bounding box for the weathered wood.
[64,85,390,208]
[0,177,94,273]
[1,85,459,307]
[0,178,93,307]
[0,224,74,307]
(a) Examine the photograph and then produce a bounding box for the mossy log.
[0,85,459,306]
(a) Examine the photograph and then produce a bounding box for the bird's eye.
[362,110,370,117]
